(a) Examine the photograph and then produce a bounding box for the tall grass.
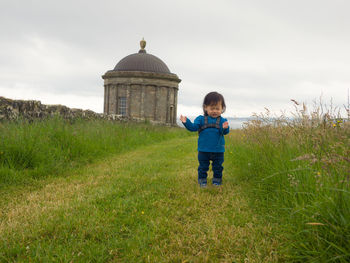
[0,117,191,188]
[226,100,350,261]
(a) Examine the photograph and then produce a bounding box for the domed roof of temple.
[113,39,171,74]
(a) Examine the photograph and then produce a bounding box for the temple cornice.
[102,70,181,83]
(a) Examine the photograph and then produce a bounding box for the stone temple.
[102,39,181,125]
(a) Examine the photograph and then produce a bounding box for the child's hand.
[180,115,187,123]
[223,121,229,129]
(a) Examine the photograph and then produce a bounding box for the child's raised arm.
[181,115,201,132]
[222,120,230,135]
[180,115,187,123]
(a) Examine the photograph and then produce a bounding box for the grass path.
[0,137,281,262]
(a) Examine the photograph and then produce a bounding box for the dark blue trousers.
[198,151,224,184]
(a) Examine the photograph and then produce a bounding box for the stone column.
[115,84,119,114]
[109,85,117,114]
[174,87,178,125]
[154,85,159,121]
[103,85,107,114]
[140,85,145,119]
[126,84,131,117]
[106,85,110,114]
[166,87,170,123]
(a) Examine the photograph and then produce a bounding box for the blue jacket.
[183,115,230,152]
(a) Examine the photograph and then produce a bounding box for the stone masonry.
[102,71,180,125]
[102,39,181,125]
[0,96,179,126]
[0,96,124,122]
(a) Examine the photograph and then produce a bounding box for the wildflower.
[288,174,299,187]
[141,211,144,215]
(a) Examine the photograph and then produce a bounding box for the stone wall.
[0,96,124,122]
[0,96,176,126]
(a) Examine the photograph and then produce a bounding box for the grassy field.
[226,102,350,262]
[0,111,349,262]
[0,126,279,262]
[0,117,191,189]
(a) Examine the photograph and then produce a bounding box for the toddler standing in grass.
[180,92,230,187]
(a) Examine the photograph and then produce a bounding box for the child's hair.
[202,92,226,115]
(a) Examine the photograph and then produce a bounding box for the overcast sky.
[1,0,349,117]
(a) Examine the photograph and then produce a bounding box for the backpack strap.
[198,116,221,134]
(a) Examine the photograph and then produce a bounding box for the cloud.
[0,0,349,117]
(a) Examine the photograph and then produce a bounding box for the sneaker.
[212,182,222,186]
[199,183,207,188]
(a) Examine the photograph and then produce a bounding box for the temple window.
[118,97,127,116]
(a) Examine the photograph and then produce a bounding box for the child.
[180,91,230,187]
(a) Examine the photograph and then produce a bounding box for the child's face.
[204,102,223,118]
